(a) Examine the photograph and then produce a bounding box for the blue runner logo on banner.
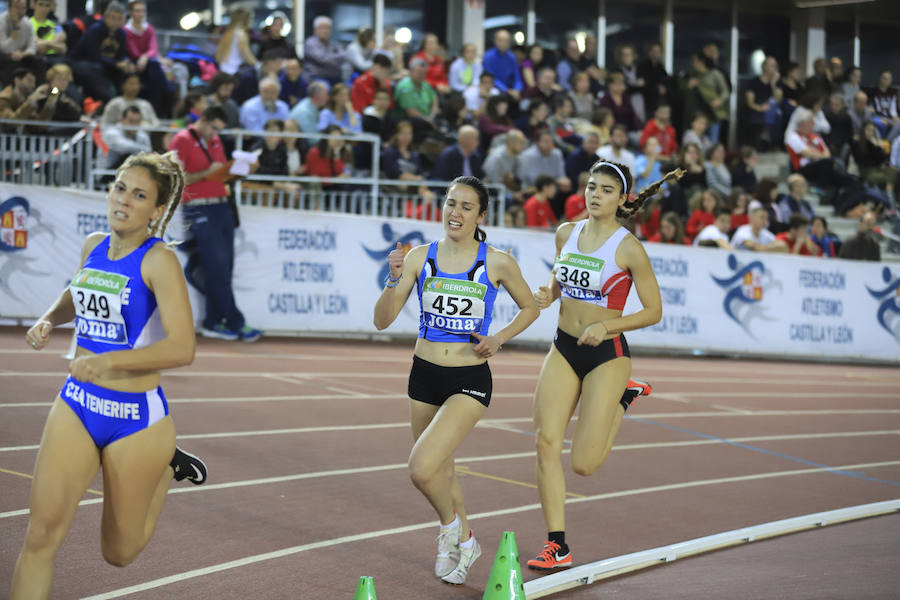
[866,266,900,341]
[711,254,781,338]
[363,222,427,288]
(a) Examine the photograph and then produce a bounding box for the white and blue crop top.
[70,236,165,353]
[416,241,499,342]
[554,221,633,310]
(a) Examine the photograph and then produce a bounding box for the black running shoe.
[171,447,207,485]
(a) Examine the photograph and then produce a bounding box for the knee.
[101,540,141,568]
[534,430,564,463]
[570,449,608,477]
[22,515,66,555]
[408,456,434,490]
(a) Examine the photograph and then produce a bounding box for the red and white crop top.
[553,221,633,310]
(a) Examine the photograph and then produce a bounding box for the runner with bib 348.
[373,175,539,585]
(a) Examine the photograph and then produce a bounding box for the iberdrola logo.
[431,280,442,290]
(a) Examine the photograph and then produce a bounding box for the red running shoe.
[527,540,573,571]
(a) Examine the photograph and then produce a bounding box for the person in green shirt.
[393,57,438,141]
[30,0,66,64]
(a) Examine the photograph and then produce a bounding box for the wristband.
[384,273,401,288]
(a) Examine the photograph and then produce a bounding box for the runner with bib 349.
[373,176,539,585]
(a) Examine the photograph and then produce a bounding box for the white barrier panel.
[1,183,898,362]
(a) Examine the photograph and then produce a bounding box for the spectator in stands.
[448,42,482,94]
[869,69,900,142]
[676,141,706,195]
[775,213,822,256]
[840,66,861,108]
[123,0,168,116]
[810,215,842,257]
[730,146,758,194]
[634,136,664,196]
[726,188,750,230]
[704,143,731,198]
[745,55,783,149]
[359,87,394,142]
[569,71,596,121]
[0,66,57,125]
[289,80,329,136]
[514,99,549,142]
[305,123,351,186]
[475,94,513,148]
[824,93,853,158]
[778,60,805,117]
[546,95,579,154]
[598,71,640,133]
[100,72,158,126]
[317,82,361,134]
[279,58,307,108]
[524,66,562,106]
[754,177,788,233]
[686,188,721,240]
[613,43,646,121]
[702,40,731,93]
[413,32,450,95]
[851,120,899,197]
[282,119,304,175]
[786,108,857,204]
[785,92,831,139]
[829,57,845,85]
[0,0,43,85]
[392,57,438,139]
[682,112,713,157]
[637,41,669,115]
[376,26,407,81]
[345,26,375,74]
[250,117,301,193]
[483,128,526,191]
[43,63,82,123]
[173,90,207,128]
[68,2,133,105]
[565,132,600,185]
[523,175,558,228]
[304,16,346,85]
[352,53,392,113]
[482,29,522,100]
[520,44,545,90]
[564,171,591,222]
[258,11,296,60]
[556,38,583,92]
[240,76,290,132]
[838,211,880,261]
[432,124,483,181]
[778,173,816,221]
[648,211,686,244]
[169,105,262,341]
[214,7,257,76]
[640,104,678,161]
[596,123,636,174]
[206,73,240,129]
[381,119,425,181]
[518,128,569,190]
[731,206,787,252]
[806,57,836,99]
[30,0,66,67]
[849,90,875,137]
[693,207,733,249]
[464,71,498,117]
[232,49,283,106]
[434,94,475,145]
[689,51,729,143]
[588,106,614,147]
[102,105,150,169]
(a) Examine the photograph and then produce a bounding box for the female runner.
[373,176,539,584]
[11,152,207,600]
[526,161,682,571]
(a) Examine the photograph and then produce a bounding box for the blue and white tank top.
[416,241,499,342]
[554,221,633,310]
[70,236,165,353]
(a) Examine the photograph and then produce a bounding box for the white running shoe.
[435,520,462,577]
[441,534,482,585]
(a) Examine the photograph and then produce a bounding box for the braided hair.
[115,151,186,239]
[589,160,685,220]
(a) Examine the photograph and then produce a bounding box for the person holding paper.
[168,105,262,342]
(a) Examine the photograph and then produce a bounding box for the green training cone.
[353,576,377,600]
[482,531,525,600]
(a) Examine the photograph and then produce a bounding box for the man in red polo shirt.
[351,53,393,113]
[169,105,261,342]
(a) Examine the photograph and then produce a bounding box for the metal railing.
[0,119,509,226]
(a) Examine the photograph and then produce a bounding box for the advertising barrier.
[1,183,897,363]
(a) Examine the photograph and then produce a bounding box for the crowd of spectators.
[0,1,897,259]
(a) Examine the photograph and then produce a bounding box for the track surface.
[1,328,898,599]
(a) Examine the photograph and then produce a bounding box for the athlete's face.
[585,172,625,219]
[442,183,484,240]
[108,166,165,235]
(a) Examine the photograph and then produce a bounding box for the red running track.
[0,328,898,599]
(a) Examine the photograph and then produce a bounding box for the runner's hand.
[534,285,553,309]
[387,241,404,279]
[472,332,501,358]
[69,354,111,382]
[577,322,609,347]
[26,319,52,350]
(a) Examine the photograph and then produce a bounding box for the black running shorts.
[407,355,492,408]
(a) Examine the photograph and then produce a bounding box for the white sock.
[441,515,461,530]
[460,531,475,548]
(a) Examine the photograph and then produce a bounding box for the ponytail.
[617,168,685,220]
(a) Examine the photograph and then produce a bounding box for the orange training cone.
[482,531,525,599]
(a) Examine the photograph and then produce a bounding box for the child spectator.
[686,188,722,240]
[648,211,686,244]
[775,213,822,256]
[523,175,558,228]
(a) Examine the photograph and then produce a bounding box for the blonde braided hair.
[115,151,186,239]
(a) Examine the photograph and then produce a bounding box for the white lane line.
[261,374,308,386]
[3,371,896,388]
[78,459,900,599]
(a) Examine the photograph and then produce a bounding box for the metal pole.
[374,0,384,47]
[853,8,861,68]
[727,0,739,150]
[294,0,306,58]
[663,0,674,74]
[526,0,536,45]
[213,0,223,27]
[596,0,606,68]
